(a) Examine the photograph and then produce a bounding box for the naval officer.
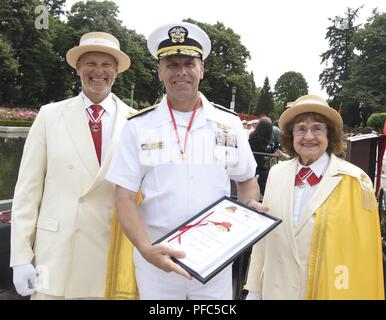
[106,21,265,299]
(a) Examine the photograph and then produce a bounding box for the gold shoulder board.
[127,104,157,120]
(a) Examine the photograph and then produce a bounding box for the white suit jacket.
[246,154,365,299]
[10,93,136,298]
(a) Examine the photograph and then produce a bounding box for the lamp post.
[230,86,237,112]
[130,82,136,109]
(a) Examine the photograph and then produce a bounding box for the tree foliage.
[319,7,362,106]
[256,77,274,116]
[0,0,61,107]
[341,12,386,113]
[0,1,257,110]
[320,7,386,126]
[274,71,309,108]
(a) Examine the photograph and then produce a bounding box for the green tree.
[0,0,59,107]
[0,34,20,103]
[43,0,66,17]
[341,12,386,113]
[227,73,257,113]
[274,71,309,108]
[319,7,362,106]
[256,77,274,116]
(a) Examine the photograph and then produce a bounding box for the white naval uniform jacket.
[10,93,136,298]
[107,93,257,242]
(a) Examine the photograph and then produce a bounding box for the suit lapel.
[62,95,99,180]
[82,95,130,195]
[295,155,342,234]
[279,159,302,264]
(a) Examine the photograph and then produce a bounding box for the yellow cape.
[104,193,142,300]
[306,175,384,299]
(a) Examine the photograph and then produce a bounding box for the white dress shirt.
[82,92,116,162]
[292,152,330,226]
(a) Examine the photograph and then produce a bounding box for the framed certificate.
[153,196,282,284]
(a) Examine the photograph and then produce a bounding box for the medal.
[295,167,313,188]
[180,153,187,160]
[91,123,100,133]
[87,105,105,133]
[167,97,201,161]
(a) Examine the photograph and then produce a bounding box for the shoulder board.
[127,105,157,120]
[211,102,238,116]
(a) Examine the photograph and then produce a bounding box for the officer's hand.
[141,244,192,280]
[13,263,37,296]
[247,200,269,213]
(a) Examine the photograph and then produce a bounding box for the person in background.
[249,117,274,195]
[272,120,280,151]
[10,32,137,300]
[246,95,384,299]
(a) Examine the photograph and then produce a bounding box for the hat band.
[80,38,120,50]
[157,45,203,58]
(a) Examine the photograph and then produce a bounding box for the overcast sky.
[65,0,386,99]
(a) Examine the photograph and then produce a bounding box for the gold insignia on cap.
[168,26,188,43]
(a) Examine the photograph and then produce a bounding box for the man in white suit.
[10,31,137,299]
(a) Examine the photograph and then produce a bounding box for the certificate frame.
[153,196,282,284]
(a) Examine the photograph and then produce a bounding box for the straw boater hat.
[278,95,343,130]
[147,21,211,60]
[66,32,131,73]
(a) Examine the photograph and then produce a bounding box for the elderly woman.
[246,95,384,299]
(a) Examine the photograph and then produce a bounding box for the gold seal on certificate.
[153,196,282,284]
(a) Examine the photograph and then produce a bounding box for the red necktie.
[295,167,323,187]
[88,104,103,165]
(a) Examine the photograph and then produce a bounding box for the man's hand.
[246,200,269,213]
[13,264,37,296]
[141,244,192,280]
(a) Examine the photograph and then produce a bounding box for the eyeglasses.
[293,125,326,136]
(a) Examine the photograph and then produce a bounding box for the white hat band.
[80,38,120,50]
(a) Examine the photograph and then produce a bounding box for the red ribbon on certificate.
[0,210,11,224]
[168,211,215,244]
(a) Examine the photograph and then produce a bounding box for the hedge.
[367,113,386,131]
[0,120,34,127]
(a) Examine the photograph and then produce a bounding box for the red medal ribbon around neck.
[295,167,323,186]
[167,97,202,158]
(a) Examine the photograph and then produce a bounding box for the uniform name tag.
[141,142,164,150]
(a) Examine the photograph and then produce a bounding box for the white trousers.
[30,293,103,300]
[133,248,233,300]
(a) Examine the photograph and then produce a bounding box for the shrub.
[0,107,38,121]
[121,98,138,109]
[0,120,34,127]
[367,113,386,132]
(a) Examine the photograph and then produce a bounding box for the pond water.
[0,133,27,200]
